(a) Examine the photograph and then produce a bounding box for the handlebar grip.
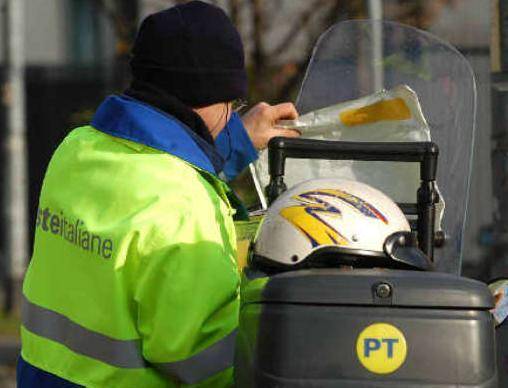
[267,137,439,181]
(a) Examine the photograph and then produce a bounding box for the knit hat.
[130,1,247,107]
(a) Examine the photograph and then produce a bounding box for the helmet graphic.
[253,178,432,272]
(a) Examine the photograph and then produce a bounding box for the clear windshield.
[255,20,476,274]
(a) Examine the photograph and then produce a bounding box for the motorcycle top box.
[235,268,495,387]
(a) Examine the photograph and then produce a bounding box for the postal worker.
[17,1,298,387]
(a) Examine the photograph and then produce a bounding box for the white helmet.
[252,178,432,272]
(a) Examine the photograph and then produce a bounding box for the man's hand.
[241,102,300,150]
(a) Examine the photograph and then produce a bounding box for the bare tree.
[229,0,241,26]
[385,0,459,29]
[99,0,456,104]
[243,0,366,102]
[133,0,368,102]
[90,0,139,90]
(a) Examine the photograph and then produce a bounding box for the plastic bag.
[254,85,444,229]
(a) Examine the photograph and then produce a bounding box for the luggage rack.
[265,137,440,261]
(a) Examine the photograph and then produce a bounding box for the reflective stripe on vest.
[22,295,236,382]
[153,330,237,384]
[21,295,145,369]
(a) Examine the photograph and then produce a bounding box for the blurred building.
[0,1,124,311]
[410,1,492,276]
[0,1,117,65]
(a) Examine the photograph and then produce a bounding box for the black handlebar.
[268,137,438,181]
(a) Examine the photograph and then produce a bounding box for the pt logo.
[356,323,407,374]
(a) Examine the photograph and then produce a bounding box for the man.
[17,2,298,387]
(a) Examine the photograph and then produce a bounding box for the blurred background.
[0,0,501,385]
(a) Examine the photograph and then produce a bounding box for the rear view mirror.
[488,278,508,327]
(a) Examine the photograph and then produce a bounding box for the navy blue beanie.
[130,1,247,107]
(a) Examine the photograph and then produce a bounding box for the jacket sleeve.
[134,216,240,387]
[215,112,258,181]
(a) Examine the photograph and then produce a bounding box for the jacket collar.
[91,95,225,175]
[124,80,214,145]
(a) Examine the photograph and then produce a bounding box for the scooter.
[234,20,499,387]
